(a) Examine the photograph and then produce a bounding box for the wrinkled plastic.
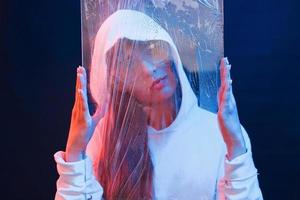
[80,1,223,199]
[81,0,223,113]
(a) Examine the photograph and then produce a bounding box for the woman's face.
[108,39,178,105]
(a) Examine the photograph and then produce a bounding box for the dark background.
[1,0,299,199]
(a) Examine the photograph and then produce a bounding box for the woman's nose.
[142,62,157,76]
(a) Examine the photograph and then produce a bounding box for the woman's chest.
[148,128,225,200]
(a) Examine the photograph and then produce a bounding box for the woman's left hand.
[217,57,247,161]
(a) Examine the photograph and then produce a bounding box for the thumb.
[92,100,108,127]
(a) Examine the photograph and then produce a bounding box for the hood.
[90,9,198,134]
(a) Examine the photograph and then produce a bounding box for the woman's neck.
[144,96,179,130]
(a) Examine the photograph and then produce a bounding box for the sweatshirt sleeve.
[216,125,264,200]
[54,151,104,200]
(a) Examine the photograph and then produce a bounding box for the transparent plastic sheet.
[80,1,223,199]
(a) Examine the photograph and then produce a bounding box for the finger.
[219,58,236,113]
[82,67,88,95]
[218,58,227,106]
[218,86,224,106]
[78,70,90,115]
[225,58,232,86]
[80,66,87,85]
[78,66,87,94]
[220,58,227,87]
[77,71,84,108]
[218,79,231,109]
[92,107,102,125]
[77,89,83,116]
[218,84,227,108]
[74,67,81,107]
[225,61,233,97]
[220,57,232,87]
[79,67,90,112]
[92,104,107,125]
[92,95,109,125]
[223,81,231,103]
[78,83,89,114]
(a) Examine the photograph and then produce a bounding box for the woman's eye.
[162,60,172,67]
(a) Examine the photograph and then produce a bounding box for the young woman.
[54,10,263,200]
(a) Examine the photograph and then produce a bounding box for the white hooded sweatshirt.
[54,10,263,200]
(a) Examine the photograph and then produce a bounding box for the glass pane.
[80,1,223,199]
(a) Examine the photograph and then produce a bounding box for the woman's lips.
[151,75,167,90]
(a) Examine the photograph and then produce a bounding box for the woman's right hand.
[65,66,107,162]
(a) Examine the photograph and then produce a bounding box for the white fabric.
[54,9,263,200]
